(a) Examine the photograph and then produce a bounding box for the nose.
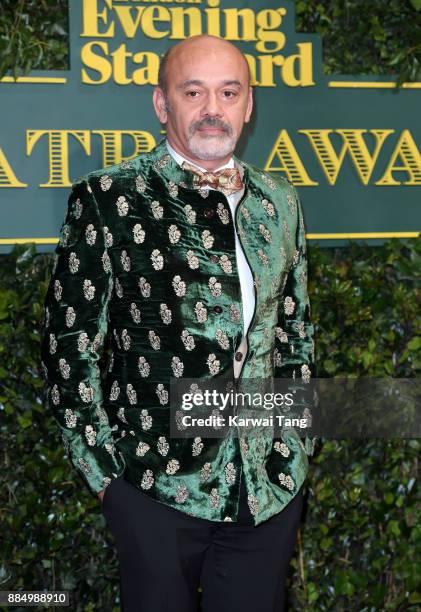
[200,90,223,118]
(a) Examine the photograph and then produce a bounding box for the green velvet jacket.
[40,137,316,525]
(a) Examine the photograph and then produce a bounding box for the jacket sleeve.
[273,181,317,457]
[40,177,126,495]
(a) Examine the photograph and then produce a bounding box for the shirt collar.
[165,139,235,172]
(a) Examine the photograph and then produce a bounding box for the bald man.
[41,34,315,612]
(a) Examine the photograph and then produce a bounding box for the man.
[40,34,316,612]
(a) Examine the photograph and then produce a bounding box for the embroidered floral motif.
[215,329,230,349]
[168,224,181,243]
[69,252,80,274]
[275,327,288,343]
[225,462,236,485]
[240,205,251,220]
[156,383,169,405]
[184,204,196,224]
[140,408,153,430]
[148,330,161,350]
[209,488,221,508]
[207,353,220,375]
[72,198,83,219]
[229,303,241,323]
[85,425,97,446]
[216,202,230,224]
[247,494,259,516]
[138,356,151,377]
[121,250,131,272]
[133,223,146,244]
[160,303,172,324]
[103,226,113,247]
[126,383,137,405]
[153,154,171,170]
[219,254,232,274]
[261,198,276,217]
[201,229,214,249]
[121,329,131,350]
[194,301,208,323]
[261,172,277,190]
[117,407,128,424]
[151,248,164,270]
[100,175,112,191]
[284,296,295,316]
[114,277,123,298]
[166,458,180,474]
[157,436,170,456]
[273,441,291,457]
[53,279,62,301]
[85,224,97,246]
[51,384,60,405]
[135,175,147,193]
[102,251,111,273]
[172,275,186,296]
[282,219,291,240]
[136,441,150,457]
[181,329,195,351]
[171,356,184,377]
[257,249,269,266]
[64,306,76,328]
[301,364,311,383]
[151,200,164,219]
[49,333,57,355]
[130,302,141,324]
[116,196,129,216]
[278,472,294,490]
[175,483,189,502]
[138,277,151,297]
[109,380,120,401]
[78,381,93,403]
[259,223,272,243]
[79,458,92,474]
[208,276,222,297]
[77,332,89,353]
[200,462,212,482]
[83,279,95,301]
[59,358,70,379]
[186,250,199,270]
[64,408,77,428]
[287,194,297,215]
[141,469,154,489]
[192,437,204,456]
[168,181,178,198]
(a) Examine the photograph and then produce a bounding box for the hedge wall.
[0,238,420,611]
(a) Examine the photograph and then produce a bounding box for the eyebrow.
[176,79,243,90]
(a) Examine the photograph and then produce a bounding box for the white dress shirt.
[165,139,255,343]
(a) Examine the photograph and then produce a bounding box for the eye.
[186,90,200,98]
[222,91,237,98]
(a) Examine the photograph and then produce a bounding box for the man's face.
[153,40,253,166]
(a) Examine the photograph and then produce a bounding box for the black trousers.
[102,473,303,612]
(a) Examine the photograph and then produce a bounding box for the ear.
[152,87,168,124]
[244,86,253,124]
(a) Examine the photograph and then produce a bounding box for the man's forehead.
[175,78,244,90]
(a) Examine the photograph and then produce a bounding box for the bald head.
[158,35,251,93]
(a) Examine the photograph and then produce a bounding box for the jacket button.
[204,207,215,218]
[235,351,243,361]
[210,254,219,263]
[213,305,223,313]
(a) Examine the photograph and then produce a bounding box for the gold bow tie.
[181,161,244,197]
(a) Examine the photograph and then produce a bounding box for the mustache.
[190,117,233,136]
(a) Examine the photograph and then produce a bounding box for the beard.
[186,116,238,161]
